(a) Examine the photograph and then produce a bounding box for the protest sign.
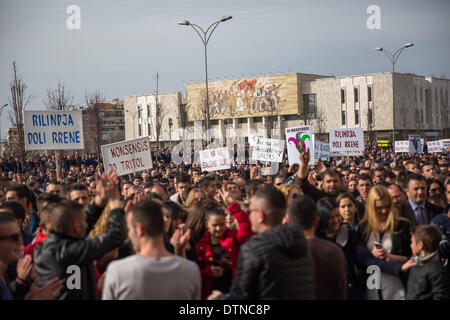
[408,135,423,153]
[427,141,444,153]
[250,136,284,163]
[101,137,152,176]
[199,147,231,172]
[285,126,314,165]
[330,128,364,155]
[24,110,84,150]
[394,141,409,153]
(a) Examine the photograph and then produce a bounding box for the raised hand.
[296,148,310,179]
[25,277,64,300]
[17,254,33,281]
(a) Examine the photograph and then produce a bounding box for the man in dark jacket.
[209,185,314,300]
[34,171,126,300]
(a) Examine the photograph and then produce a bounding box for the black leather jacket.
[34,206,126,300]
[227,224,315,300]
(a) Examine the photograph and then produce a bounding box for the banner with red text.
[101,137,152,176]
[199,147,231,172]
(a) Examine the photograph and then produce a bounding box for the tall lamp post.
[374,43,414,146]
[0,104,7,142]
[178,16,232,144]
[126,107,142,139]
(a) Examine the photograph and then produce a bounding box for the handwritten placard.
[330,128,363,155]
[427,141,444,153]
[24,110,84,150]
[285,126,314,165]
[199,147,231,172]
[408,135,423,154]
[250,136,284,163]
[395,141,409,153]
[101,137,153,176]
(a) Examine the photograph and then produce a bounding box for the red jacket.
[24,230,47,261]
[196,202,253,299]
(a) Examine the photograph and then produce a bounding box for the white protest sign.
[330,128,364,155]
[318,141,331,161]
[408,135,423,153]
[199,147,231,172]
[250,136,284,163]
[24,110,84,150]
[101,137,152,176]
[442,140,450,150]
[427,141,444,153]
[285,126,314,165]
[395,141,409,153]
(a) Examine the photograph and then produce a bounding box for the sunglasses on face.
[0,232,22,242]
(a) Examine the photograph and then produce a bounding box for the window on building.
[354,87,359,103]
[210,120,219,126]
[238,118,248,124]
[147,123,151,136]
[308,94,317,119]
[283,114,302,121]
[341,89,345,104]
[341,110,346,126]
[368,86,373,102]
[224,118,233,125]
[415,87,417,102]
[355,109,359,125]
[138,123,142,137]
[420,88,423,102]
[147,104,151,116]
[253,117,263,123]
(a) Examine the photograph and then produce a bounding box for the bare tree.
[8,61,32,163]
[362,107,375,143]
[44,80,75,110]
[85,90,105,157]
[316,108,328,141]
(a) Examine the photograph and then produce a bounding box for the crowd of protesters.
[0,141,449,300]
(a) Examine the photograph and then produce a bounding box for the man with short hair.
[209,185,315,300]
[151,184,169,201]
[421,163,436,180]
[405,174,442,225]
[199,176,218,202]
[356,174,373,204]
[6,185,38,234]
[34,171,126,300]
[46,180,63,197]
[102,199,201,300]
[288,195,348,300]
[169,173,190,205]
[121,181,132,200]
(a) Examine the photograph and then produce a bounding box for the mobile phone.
[374,241,383,249]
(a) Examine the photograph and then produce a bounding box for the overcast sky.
[0,0,449,138]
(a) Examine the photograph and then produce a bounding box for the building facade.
[124,92,185,148]
[123,72,449,147]
[82,100,125,154]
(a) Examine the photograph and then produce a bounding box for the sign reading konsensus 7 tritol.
[24,110,84,151]
[101,137,153,176]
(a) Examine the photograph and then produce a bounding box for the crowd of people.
[0,142,449,300]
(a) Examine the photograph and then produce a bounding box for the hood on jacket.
[261,224,308,258]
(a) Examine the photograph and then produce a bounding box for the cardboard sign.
[199,147,231,172]
[101,137,152,176]
[250,136,284,163]
[285,126,314,165]
[395,141,409,153]
[408,135,423,154]
[427,141,444,153]
[24,110,84,150]
[330,128,364,155]
[314,140,331,161]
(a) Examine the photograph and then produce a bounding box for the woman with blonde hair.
[356,185,412,300]
[185,188,206,208]
[278,184,303,207]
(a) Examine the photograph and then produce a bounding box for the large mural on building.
[186,73,301,120]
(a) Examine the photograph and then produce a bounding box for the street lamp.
[126,107,142,139]
[178,15,232,144]
[0,104,8,142]
[374,43,414,145]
